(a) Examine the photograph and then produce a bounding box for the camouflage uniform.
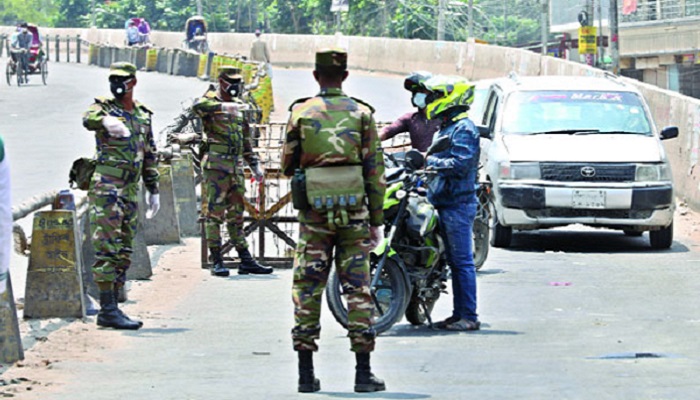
[83,63,159,286]
[283,51,386,353]
[192,69,260,252]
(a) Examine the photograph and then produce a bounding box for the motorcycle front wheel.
[326,257,408,334]
[472,217,490,270]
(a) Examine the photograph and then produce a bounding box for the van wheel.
[490,211,512,248]
[649,223,673,249]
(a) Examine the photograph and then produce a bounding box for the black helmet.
[403,71,433,92]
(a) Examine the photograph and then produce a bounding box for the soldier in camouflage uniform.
[282,49,387,393]
[193,66,272,277]
[83,62,160,330]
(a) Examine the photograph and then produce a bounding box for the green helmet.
[424,75,475,120]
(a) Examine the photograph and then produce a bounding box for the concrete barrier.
[24,210,85,319]
[132,47,147,70]
[146,48,159,71]
[171,156,199,236]
[144,166,181,245]
[156,49,170,73]
[0,274,24,364]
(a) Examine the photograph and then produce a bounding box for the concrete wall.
[4,26,700,210]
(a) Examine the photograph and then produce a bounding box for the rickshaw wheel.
[41,61,48,85]
[5,63,12,86]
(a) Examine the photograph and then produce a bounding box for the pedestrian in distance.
[0,136,11,296]
[282,48,387,393]
[423,75,482,331]
[379,71,441,152]
[126,20,139,46]
[82,62,161,330]
[192,66,272,277]
[250,29,272,77]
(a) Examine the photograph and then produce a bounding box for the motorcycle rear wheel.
[326,257,408,334]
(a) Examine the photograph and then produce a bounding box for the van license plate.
[572,190,606,209]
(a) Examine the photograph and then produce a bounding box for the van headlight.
[636,164,672,182]
[499,162,541,180]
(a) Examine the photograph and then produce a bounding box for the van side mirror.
[426,136,451,156]
[660,126,679,140]
[478,125,492,139]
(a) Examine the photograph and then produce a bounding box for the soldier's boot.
[237,248,273,275]
[113,285,143,328]
[96,290,141,330]
[354,352,386,393]
[209,247,230,277]
[298,350,321,393]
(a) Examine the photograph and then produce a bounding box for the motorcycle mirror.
[426,136,451,155]
[405,149,424,171]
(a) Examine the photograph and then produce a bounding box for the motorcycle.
[326,137,492,333]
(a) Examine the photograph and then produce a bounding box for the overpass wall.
[3,26,700,210]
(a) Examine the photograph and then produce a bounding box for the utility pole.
[503,0,507,44]
[597,0,604,64]
[585,0,595,66]
[91,0,96,27]
[468,0,474,40]
[195,0,203,16]
[610,0,619,74]
[541,0,549,55]
[438,0,446,41]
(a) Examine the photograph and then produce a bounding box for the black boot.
[298,350,320,393]
[237,248,273,275]
[209,247,230,277]
[354,352,385,393]
[113,286,143,328]
[97,290,141,330]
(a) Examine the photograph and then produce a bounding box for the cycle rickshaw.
[6,23,48,86]
[183,16,209,54]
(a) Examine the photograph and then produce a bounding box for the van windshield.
[501,90,652,136]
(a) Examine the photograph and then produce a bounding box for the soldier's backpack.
[69,157,96,190]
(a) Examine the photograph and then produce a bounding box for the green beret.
[315,48,347,72]
[219,66,242,79]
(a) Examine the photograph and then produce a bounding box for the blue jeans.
[438,197,478,321]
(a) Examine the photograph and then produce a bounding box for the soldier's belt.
[208,143,239,154]
[95,164,138,181]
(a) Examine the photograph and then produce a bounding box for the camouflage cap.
[315,48,347,72]
[109,62,137,77]
[218,66,242,79]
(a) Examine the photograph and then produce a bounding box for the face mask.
[221,81,242,98]
[412,92,427,109]
[21,28,28,34]
[110,78,132,98]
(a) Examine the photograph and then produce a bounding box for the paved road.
[2,60,700,399]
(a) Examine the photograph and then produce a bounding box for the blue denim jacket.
[425,117,480,207]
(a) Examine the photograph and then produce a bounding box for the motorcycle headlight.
[499,162,541,180]
[636,164,672,182]
[395,189,407,199]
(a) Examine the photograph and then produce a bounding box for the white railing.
[621,0,700,23]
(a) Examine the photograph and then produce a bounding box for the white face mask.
[413,92,427,109]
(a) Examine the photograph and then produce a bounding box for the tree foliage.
[1,0,548,47]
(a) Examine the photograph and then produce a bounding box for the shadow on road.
[379,324,522,338]
[123,327,191,337]
[503,229,689,254]
[322,391,431,399]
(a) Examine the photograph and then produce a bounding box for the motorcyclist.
[11,23,34,82]
[379,71,441,152]
[423,75,481,331]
